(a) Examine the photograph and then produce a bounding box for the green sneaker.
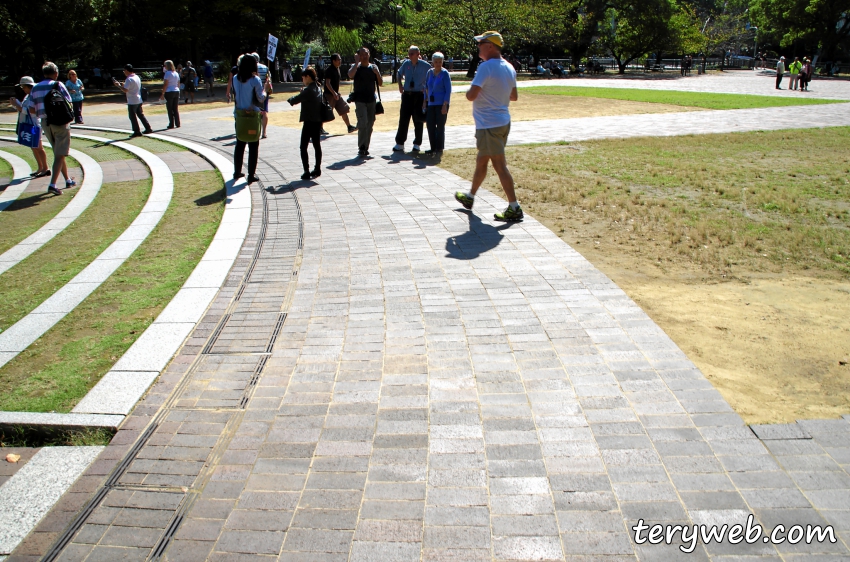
[494,205,524,222]
[454,191,474,210]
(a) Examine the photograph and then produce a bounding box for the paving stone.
[20,83,850,561]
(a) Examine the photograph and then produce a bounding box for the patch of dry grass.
[441,129,850,276]
[266,94,702,135]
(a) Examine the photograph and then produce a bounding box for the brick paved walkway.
[6,78,850,560]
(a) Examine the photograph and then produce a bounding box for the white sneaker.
[412,144,421,152]
[393,144,404,152]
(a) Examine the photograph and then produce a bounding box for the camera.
[347,94,355,103]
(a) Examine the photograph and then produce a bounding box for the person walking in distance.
[203,60,214,97]
[393,46,431,153]
[454,31,522,222]
[182,61,197,103]
[288,67,324,180]
[30,62,77,195]
[114,64,153,137]
[347,47,383,157]
[776,56,786,89]
[65,70,85,124]
[159,60,181,128]
[324,54,357,133]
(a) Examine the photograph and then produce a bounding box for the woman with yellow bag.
[232,54,268,183]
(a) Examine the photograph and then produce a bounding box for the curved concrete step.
[0,139,103,276]
[72,128,251,416]
[0,149,32,213]
[0,135,173,369]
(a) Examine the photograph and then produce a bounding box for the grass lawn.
[525,86,843,110]
[0,145,80,171]
[440,127,850,424]
[0,170,224,412]
[0,155,11,178]
[0,177,150,333]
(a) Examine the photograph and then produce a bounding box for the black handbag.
[321,88,336,123]
[375,83,384,115]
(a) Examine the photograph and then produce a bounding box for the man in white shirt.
[113,64,152,137]
[454,31,522,222]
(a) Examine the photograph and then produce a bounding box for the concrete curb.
[0,135,172,371]
[0,447,104,557]
[0,149,31,213]
[0,140,103,275]
[70,128,250,417]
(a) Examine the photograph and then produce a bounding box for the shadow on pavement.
[445,209,513,260]
[266,179,317,194]
[381,151,441,169]
[327,156,370,170]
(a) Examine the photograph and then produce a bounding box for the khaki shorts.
[475,123,511,156]
[325,91,350,115]
[45,123,71,157]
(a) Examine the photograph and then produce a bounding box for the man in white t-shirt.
[113,64,152,137]
[454,31,521,222]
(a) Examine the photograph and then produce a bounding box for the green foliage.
[751,0,850,59]
[327,26,362,57]
[599,0,683,72]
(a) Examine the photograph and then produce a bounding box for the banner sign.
[267,34,279,61]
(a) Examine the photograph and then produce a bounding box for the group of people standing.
[776,56,814,91]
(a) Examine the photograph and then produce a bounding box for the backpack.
[44,82,74,126]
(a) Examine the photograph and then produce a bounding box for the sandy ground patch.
[613,269,850,424]
[440,133,850,425]
[266,95,702,134]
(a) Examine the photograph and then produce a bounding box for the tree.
[698,0,751,67]
[751,0,850,60]
[599,0,682,73]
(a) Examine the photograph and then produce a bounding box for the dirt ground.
[266,95,701,134]
[440,140,850,425]
[593,263,850,425]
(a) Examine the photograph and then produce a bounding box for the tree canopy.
[2,0,847,80]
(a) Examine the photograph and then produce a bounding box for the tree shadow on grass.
[445,209,514,260]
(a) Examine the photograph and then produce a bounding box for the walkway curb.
[0,135,172,370]
[71,128,250,417]
[0,140,103,276]
[0,149,31,213]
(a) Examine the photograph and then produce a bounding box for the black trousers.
[395,91,425,146]
[425,105,448,152]
[164,91,180,127]
[300,121,322,172]
[128,103,151,134]
[776,73,784,88]
[234,140,259,178]
[72,101,83,123]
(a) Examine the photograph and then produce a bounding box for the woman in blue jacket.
[423,53,451,155]
[288,67,324,180]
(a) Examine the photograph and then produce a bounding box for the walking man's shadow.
[445,209,513,260]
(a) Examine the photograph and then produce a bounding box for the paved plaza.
[2,72,850,561]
